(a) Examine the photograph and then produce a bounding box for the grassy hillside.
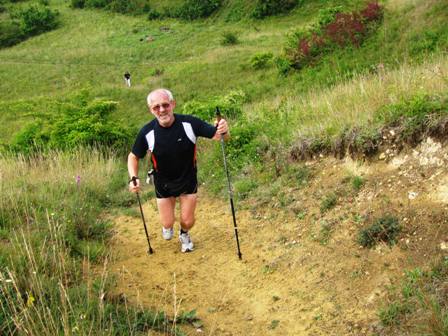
[0,0,446,143]
[0,0,447,334]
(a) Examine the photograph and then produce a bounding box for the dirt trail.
[110,138,448,336]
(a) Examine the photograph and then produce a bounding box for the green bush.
[10,97,133,153]
[0,20,24,48]
[176,0,221,20]
[71,0,85,8]
[358,215,401,248]
[13,5,59,36]
[274,56,291,76]
[250,52,273,69]
[182,90,246,121]
[252,0,299,19]
[221,31,239,45]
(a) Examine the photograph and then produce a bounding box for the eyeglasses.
[151,102,171,111]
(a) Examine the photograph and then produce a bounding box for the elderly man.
[128,88,229,253]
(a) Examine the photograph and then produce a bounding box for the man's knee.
[180,216,195,229]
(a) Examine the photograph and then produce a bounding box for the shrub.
[0,21,24,48]
[274,56,291,76]
[252,0,299,19]
[285,2,383,70]
[13,5,59,36]
[71,0,85,8]
[221,31,239,45]
[250,52,273,69]
[358,215,401,248]
[84,0,109,8]
[10,97,133,153]
[182,90,246,121]
[147,8,161,20]
[176,0,221,20]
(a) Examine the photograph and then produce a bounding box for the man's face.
[149,92,176,127]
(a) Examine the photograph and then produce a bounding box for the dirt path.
[109,139,448,335]
[110,194,392,335]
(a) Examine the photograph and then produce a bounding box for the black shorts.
[154,175,198,198]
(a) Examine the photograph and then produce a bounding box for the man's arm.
[127,152,140,192]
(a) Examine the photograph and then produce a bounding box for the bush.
[71,0,85,8]
[250,52,273,69]
[0,20,24,47]
[10,96,133,153]
[284,2,383,70]
[182,90,246,121]
[252,0,299,19]
[13,5,59,36]
[274,56,291,76]
[221,31,239,45]
[176,0,221,20]
[358,215,401,248]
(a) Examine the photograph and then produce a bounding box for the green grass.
[0,148,187,335]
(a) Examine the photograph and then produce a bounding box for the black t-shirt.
[131,114,216,183]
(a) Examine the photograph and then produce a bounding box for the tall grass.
[246,55,448,139]
[0,148,182,335]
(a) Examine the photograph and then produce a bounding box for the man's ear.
[171,100,176,109]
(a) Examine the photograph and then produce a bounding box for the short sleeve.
[186,115,216,139]
[131,127,149,158]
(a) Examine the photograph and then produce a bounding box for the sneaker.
[162,227,174,240]
[179,231,194,253]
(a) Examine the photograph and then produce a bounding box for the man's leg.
[178,194,197,252]
[157,197,176,240]
[179,194,197,231]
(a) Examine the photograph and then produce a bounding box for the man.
[124,72,131,87]
[128,88,229,253]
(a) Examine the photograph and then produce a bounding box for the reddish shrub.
[360,2,383,22]
[286,1,383,70]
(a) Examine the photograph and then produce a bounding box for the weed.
[268,319,280,329]
[317,219,334,245]
[221,31,239,45]
[320,192,337,213]
[252,0,299,19]
[250,52,273,70]
[357,215,400,248]
[379,301,411,326]
[351,175,364,191]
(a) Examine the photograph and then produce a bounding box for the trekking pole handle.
[215,107,227,135]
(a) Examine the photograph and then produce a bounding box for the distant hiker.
[127,88,230,253]
[124,72,131,87]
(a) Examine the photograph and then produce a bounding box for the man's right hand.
[129,177,140,193]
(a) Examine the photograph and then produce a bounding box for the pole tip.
[148,248,154,255]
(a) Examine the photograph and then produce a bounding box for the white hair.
[146,89,174,106]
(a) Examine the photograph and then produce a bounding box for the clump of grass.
[221,31,239,45]
[320,192,337,213]
[378,259,448,334]
[357,215,400,248]
[351,175,364,191]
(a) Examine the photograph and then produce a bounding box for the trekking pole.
[216,107,242,260]
[131,176,154,255]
